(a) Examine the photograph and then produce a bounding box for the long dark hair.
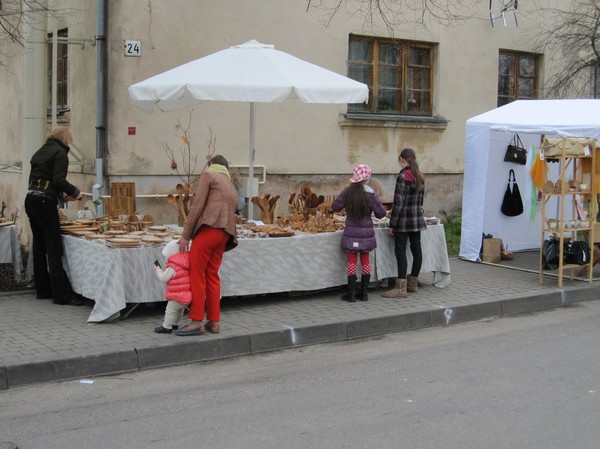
[209,154,229,169]
[400,148,424,193]
[345,182,369,220]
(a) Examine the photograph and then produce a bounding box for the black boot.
[360,274,370,301]
[342,275,357,302]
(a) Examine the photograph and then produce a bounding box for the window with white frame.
[47,28,69,112]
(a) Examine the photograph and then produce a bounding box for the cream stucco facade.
[0,0,579,239]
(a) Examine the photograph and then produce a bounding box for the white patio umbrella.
[129,39,368,219]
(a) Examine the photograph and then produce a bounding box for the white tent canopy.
[460,99,600,261]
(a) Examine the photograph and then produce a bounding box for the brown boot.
[382,278,407,298]
[407,275,418,293]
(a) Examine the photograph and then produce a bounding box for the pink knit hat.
[350,164,372,183]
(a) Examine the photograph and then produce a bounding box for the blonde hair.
[47,126,73,146]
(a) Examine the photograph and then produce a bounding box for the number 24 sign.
[124,40,141,57]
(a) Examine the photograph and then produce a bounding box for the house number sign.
[124,40,142,57]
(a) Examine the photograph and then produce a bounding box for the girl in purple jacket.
[332,164,386,302]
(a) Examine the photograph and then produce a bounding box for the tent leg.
[248,102,255,220]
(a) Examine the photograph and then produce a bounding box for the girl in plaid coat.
[383,148,426,298]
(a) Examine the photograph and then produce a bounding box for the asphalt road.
[2,301,600,449]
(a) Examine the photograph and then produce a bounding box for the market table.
[373,225,452,288]
[0,224,23,281]
[62,224,450,323]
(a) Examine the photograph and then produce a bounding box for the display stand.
[540,137,597,287]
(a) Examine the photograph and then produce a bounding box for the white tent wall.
[461,126,547,261]
[460,100,600,262]
[482,131,553,251]
[461,121,490,261]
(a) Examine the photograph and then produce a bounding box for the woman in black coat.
[25,126,82,305]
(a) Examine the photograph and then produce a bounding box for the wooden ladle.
[166,194,178,210]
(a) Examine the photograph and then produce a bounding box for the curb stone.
[430,301,503,326]
[6,350,138,388]
[0,289,34,298]
[0,361,7,390]
[136,335,252,369]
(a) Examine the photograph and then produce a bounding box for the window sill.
[339,113,449,130]
[46,107,71,117]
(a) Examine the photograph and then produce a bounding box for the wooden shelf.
[540,136,597,288]
[560,263,588,271]
[543,191,591,196]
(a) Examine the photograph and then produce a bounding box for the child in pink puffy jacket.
[153,239,192,334]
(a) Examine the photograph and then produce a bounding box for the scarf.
[208,163,231,180]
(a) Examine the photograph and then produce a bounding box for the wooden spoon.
[182,185,191,215]
[166,194,178,209]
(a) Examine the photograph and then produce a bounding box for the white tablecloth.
[63,224,450,323]
[373,224,452,288]
[0,225,22,281]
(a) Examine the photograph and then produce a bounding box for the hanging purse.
[504,134,528,165]
[501,169,524,217]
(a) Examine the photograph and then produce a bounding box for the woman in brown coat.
[175,155,239,336]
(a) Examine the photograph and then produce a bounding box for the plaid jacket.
[389,167,426,232]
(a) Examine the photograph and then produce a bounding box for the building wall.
[0,0,576,231]
[0,37,25,225]
[102,0,532,219]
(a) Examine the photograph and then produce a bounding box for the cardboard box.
[482,238,502,263]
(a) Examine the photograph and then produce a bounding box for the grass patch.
[440,209,462,256]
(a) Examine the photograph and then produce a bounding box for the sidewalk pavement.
[1,256,598,389]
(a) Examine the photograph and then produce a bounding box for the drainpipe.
[21,0,48,205]
[51,18,58,129]
[93,0,107,214]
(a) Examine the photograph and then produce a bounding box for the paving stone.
[1,255,599,389]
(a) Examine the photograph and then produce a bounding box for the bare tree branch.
[0,1,72,66]
[533,0,600,98]
[162,110,217,191]
[306,0,478,33]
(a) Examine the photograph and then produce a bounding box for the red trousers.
[189,226,229,322]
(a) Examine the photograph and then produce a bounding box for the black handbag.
[501,169,524,217]
[542,238,567,270]
[565,240,591,265]
[504,134,528,165]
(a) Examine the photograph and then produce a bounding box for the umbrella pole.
[248,102,255,220]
